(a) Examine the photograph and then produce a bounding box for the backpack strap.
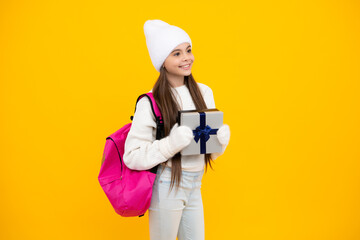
[135,93,164,141]
[144,93,162,121]
[133,93,164,218]
[133,93,163,122]
[131,92,164,161]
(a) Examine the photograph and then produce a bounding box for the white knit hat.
[144,19,192,72]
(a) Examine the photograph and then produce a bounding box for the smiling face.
[162,42,194,77]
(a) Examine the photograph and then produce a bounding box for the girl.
[123,19,230,240]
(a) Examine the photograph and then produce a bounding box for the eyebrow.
[171,45,191,53]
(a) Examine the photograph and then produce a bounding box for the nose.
[183,55,191,62]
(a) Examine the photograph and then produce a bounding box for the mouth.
[179,63,192,70]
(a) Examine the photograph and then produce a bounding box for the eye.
[187,49,192,53]
[174,52,180,56]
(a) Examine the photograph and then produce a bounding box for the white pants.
[149,165,205,240]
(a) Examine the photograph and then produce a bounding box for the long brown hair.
[153,66,214,192]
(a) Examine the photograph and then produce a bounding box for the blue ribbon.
[192,112,218,154]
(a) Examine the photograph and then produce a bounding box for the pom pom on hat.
[144,19,192,72]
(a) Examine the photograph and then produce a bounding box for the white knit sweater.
[123,82,224,172]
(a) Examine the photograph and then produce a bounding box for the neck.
[166,72,185,88]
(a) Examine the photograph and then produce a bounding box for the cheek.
[167,58,180,66]
[173,60,182,68]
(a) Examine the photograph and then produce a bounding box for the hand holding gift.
[210,124,230,160]
[217,124,230,146]
[158,123,193,159]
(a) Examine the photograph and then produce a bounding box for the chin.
[178,69,192,76]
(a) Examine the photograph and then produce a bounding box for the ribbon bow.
[193,125,213,143]
[191,112,219,154]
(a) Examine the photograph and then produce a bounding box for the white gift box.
[178,108,223,155]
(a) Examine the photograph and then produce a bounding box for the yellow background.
[1,0,359,239]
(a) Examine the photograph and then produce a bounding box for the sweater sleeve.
[123,96,169,170]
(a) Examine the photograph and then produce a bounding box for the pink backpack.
[98,93,164,217]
